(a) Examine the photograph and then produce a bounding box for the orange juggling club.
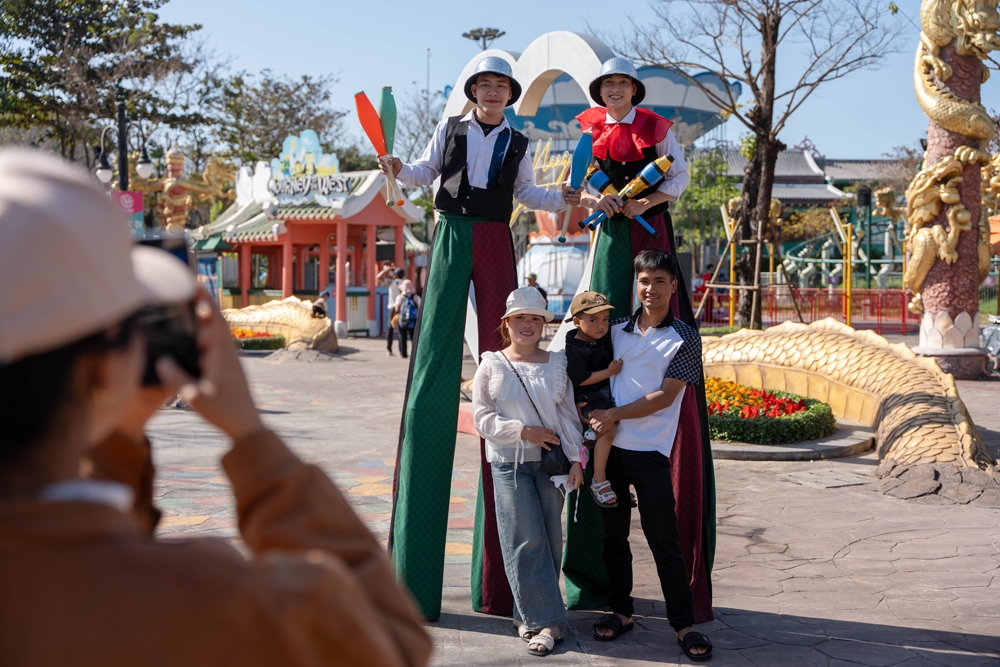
[354,91,387,156]
[355,90,405,207]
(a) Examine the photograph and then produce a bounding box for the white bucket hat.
[464,56,522,106]
[501,286,553,322]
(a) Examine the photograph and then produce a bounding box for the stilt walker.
[563,57,716,621]
[384,56,571,620]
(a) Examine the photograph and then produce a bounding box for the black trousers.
[397,325,412,358]
[386,308,396,350]
[602,447,695,631]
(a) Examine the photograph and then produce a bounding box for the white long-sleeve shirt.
[472,350,584,465]
[587,107,690,201]
[396,111,567,213]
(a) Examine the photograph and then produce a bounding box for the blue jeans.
[491,461,567,631]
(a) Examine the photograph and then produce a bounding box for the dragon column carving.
[905,0,999,379]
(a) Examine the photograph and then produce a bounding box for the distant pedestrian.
[526,272,547,304]
[312,288,330,318]
[378,265,406,356]
[394,279,421,359]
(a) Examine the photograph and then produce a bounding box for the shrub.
[233,332,285,350]
[706,377,836,444]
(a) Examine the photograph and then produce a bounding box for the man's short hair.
[394,268,405,278]
[634,248,679,280]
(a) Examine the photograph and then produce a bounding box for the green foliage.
[238,334,285,351]
[709,392,837,445]
[673,148,739,251]
[0,0,202,162]
[738,133,757,161]
[214,69,350,167]
[700,325,741,336]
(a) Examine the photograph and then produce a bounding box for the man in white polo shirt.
[588,249,712,661]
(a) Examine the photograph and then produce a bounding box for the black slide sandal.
[678,631,713,662]
[592,613,634,641]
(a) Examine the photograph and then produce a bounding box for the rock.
[879,477,905,494]
[912,493,955,506]
[939,484,983,505]
[935,463,962,485]
[884,479,941,500]
[961,466,997,490]
[898,464,938,483]
[889,464,911,479]
[974,488,1000,508]
[875,458,898,479]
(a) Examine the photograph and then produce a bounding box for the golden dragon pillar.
[905,0,1000,379]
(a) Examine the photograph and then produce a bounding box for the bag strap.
[497,350,546,429]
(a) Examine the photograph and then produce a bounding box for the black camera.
[137,233,201,386]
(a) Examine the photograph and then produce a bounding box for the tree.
[618,0,902,327]
[674,146,740,270]
[212,69,349,167]
[0,0,203,164]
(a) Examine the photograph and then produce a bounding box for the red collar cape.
[576,106,673,163]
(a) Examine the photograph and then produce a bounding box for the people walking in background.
[393,279,420,359]
[471,287,584,656]
[526,272,547,305]
[378,265,406,356]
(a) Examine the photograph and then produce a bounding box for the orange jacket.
[0,430,432,667]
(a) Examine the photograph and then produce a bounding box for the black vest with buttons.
[434,116,529,221]
[595,146,670,221]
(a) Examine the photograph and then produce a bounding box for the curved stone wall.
[702,319,992,468]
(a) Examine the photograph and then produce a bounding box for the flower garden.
[705,378,836,445]
[230,327,286,351]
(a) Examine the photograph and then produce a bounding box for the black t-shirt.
[564,328,614,401]
[476,117,501,136]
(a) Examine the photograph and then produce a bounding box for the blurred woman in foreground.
[0,150,431,667]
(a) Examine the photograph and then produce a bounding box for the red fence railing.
[696,287,921,335]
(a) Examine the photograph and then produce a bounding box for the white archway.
[442,31,614,120]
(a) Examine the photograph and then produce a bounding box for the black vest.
[595,145,670,220]
[434,116,529,222]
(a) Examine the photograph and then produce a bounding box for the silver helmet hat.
[464,56,522,107]
[588,57,646,107]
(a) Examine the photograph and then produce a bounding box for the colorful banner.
[113,191,144,235]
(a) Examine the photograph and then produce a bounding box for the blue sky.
[159,0,1000,159]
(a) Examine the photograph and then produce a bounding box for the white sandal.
[516,623,536,642]
[527,632,563,656]
[589,479,618,508]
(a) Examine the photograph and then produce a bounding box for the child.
[564,291,622,508]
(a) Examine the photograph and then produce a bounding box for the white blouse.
[472,349,584,465]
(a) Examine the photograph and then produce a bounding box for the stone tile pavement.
[146,336,1000,666]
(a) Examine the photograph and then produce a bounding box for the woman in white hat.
[471,287,585,656]
[0,150,431,666]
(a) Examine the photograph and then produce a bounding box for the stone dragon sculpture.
[905,0,999,314]
[703,319,994,469]
[222,296,339,353]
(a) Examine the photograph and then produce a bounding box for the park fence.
[698,285,1000,335]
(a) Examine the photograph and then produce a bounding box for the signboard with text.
[267,129,350,206]
[113,191,144,235]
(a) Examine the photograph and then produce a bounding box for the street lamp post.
[94,101,153,188]
[462,27,505,51]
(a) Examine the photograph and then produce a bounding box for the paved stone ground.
[146,336,1000,666]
